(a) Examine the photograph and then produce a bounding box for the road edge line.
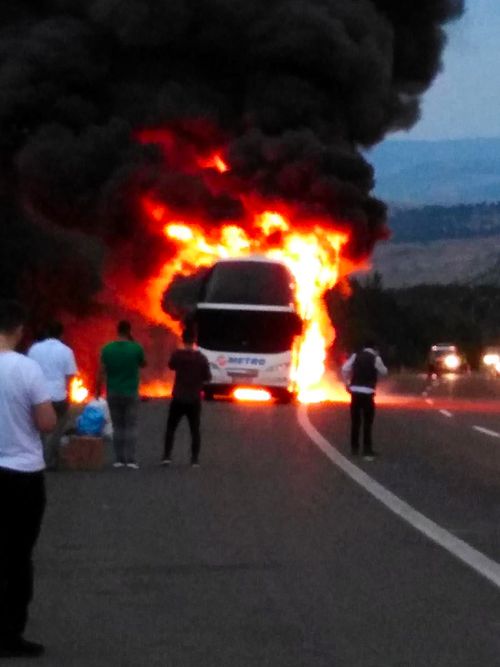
[473,426,500,439]
[297,404,500,591]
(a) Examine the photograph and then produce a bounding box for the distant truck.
[427,343,468,378]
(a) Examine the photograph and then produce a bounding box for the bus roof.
[197,256,297,311]
[212,255,286,264]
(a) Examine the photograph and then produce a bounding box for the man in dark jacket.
[162,329,211,467]
[341,340,388,460]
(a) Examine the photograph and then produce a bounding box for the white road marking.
[473,426,500,439]
[439,409,453,418]
[298,405,500,591]
[425,398,434,405]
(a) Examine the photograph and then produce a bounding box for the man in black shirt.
[162,329,211,467]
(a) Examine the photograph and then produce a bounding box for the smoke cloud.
[0,0,464,317]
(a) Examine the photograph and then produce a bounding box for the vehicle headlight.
[444,354,460,370]
[483,353,500,366]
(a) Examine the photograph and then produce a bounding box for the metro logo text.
[226,357,266,366]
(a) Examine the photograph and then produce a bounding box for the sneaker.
[126,462,140,469]
[112,461,125,468]
[160,459,171,467]
[191,461,201,468]
[363,451,379,461]
[0,637,45,658]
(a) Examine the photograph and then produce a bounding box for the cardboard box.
[59,436,105,471]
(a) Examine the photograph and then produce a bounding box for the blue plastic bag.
[76,403,106,436]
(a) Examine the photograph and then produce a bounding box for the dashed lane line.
[473,426,500,439]
[298,404,500,591]
[439,409,454,418]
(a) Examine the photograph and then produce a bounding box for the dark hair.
[182,328,195,345]
[117,320,132,337]
[363,339,376,350]
[46,321,64,339]
[0,299,27,334]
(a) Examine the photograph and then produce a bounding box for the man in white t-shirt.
[28,321,77,468]
[0,299,56,658]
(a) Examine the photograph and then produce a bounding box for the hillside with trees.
[328,277,500,369]
[388,202,500,243]
[362,201,500,288]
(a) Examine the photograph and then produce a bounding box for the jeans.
[43,400,69,468]
[107,395,139,464]
[350,392,375,454]
[0,468,46,641]
[164,399,202,463]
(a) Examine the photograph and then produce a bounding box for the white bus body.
[195,257,302,401]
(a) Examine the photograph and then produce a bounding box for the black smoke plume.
[0,0,464,318]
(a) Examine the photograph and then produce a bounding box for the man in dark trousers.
[0,300,56,658]
[341,340,388,460]
[162,329,211,467]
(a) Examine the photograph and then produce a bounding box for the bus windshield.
[197,309,302,354]
[200,260,295,307]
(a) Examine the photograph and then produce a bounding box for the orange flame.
[69,377,89,404]
[233,388,273,402]
[198,153,228,173]
[138,199,349,403]
[118,140,356,403]
[140,380,172,398]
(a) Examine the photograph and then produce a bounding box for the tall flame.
[140,194,348,403]
[72,166,351,403]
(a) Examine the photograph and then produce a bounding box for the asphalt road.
[20,373,500,666]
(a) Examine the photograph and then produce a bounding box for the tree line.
[389,202,500,244]
[327,275,500,369]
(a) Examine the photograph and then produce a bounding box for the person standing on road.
[341,340,388,460]
[28,321,77,469]
[97,320,146,469]
[162,329,211,468]
[0,300,56,659]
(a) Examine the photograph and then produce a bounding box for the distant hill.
[356,201,500,287]
[388,202,500,243]
[368,137,500,206]
[367,236,500,288]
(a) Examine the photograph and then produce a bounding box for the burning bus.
[196,257,303,402]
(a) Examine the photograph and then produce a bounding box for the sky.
[395,0,500,141]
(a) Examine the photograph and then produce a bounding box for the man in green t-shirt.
[97,321,146,469]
